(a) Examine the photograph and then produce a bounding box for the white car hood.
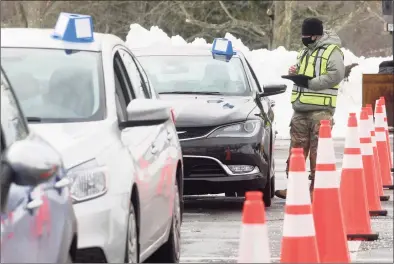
[29,121,116,169]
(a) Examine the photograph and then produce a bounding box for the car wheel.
[125,203,139,263]
[270,175,275,198]
[147,180,181,263]
[262,177,272,207]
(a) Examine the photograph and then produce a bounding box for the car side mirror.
[258,84,287,97]
[3,136,62,186]
[119,98,171,129]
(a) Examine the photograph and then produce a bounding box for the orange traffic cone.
[378,97,393,171]
[359,108,388,216]
[340,113,379,241]
[312,120,350,263]
[366,104,390,201]
[238,191,270,263]
[375,103,393,189]
[280,148,319,263]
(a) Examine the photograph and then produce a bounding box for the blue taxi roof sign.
[52,12,94,43]
[211,38,236,62]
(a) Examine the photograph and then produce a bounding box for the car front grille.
[176,126,216,140]
[183,157,227,177]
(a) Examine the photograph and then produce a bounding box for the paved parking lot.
[180,138,394,263]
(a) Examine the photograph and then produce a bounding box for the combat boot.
[275,189,287,199]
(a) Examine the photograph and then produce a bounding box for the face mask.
[302,37,315,47]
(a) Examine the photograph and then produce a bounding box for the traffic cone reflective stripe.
[359,108,387,217]
[366,104,390,201]
[280,148,319,263]
[375,105,393,188]
[379,97,393,170]
[313,120,350,263]
[340,113,378,241]
[238,191,270,263]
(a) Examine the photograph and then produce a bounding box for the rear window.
[1,48,106,123]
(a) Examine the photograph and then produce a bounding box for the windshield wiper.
[159,91,223,95]
[26,117,42,122]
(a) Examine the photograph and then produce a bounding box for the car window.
[244,58,263,93]
[130,54,152,98]
[114,51,135,104]
[137,55,251,96]
[114,69,127,121]
[114,51,136,121]
[1,48,106,123]
[118,49,150,99]
[1,71,29,147]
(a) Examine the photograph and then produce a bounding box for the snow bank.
[126,24,391,139]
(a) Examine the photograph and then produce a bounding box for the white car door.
[119,48,174,232]
[112,48,165,252]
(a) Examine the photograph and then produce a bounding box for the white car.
[1,13,183,263]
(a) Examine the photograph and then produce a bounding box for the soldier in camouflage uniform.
[275,18,345,200]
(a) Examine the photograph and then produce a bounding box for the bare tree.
[1,1,391,57]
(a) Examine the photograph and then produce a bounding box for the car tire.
[146,180,181,263]
[262,177,272,207]
[270,175,275,198]
[124,202,139,263]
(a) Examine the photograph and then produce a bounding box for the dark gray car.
[0,68,78,263]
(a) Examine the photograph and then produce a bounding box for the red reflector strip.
[360,137,372,143]
[344,148,361,155]
[316,163,336,171]
[285,205,312,215]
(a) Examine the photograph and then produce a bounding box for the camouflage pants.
[285,110,334,180]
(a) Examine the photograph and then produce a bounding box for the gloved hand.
[344,63,359,81]
[288,65,297,75]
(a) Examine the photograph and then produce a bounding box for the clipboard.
[281,74,312,87]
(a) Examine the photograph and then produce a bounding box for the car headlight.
[66,159,107,203]
[208,120,261,138]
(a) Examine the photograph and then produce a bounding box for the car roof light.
[52,12,94,43]
[211,38,236,62]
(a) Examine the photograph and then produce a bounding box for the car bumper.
[180,136,269,194]
[73,193,129,263]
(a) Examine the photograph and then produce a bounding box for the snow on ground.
[126,24,391,139]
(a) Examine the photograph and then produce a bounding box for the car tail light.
[170,108,176,124]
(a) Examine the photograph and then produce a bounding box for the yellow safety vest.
[290,44,344,108]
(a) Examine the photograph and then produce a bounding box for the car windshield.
[0,48,105,123]
[137,55,251,96]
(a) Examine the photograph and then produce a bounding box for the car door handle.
[151,145,158,154]
[270,100,275,107]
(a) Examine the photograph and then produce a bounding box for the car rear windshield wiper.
[26,117,42,122]
[159,91,223,95]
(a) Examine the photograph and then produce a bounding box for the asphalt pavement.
[180,137,394,263]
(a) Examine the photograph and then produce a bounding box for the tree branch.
[17,2,28,27]
[177,1,266,37]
